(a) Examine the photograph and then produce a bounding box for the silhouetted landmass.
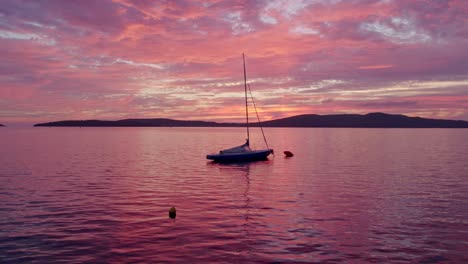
[34,113,468,128]
[0,124,4,127]
[34,118,239,127]
[260,113,468,128]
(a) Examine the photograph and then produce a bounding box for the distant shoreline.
[33,113,468,128]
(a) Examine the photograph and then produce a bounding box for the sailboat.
[206,54,274,162]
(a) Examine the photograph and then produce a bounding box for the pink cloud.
[1,0,467,125]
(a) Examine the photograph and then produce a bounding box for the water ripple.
[0,127,467,262]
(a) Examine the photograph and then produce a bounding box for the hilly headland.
[34,113,468,128]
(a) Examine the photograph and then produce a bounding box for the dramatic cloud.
[1,0,468,124]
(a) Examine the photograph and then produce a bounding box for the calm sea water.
[1,127,467,263]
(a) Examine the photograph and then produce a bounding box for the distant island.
[35,118,239,127]
[34,113,468,128]
[0,124,4,127]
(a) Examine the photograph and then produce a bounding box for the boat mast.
[243,53,249,145]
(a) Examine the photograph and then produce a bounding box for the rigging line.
[247,84,270,150]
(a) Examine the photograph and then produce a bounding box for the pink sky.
[1,0,468,124]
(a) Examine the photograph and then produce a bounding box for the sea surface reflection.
[1,127,467,263]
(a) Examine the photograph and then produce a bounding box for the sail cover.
[219,140,251,154]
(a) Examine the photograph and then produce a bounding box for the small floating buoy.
[283,151,294,157]
[169,207,176,219]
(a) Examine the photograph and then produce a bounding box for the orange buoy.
[284,151,294,157]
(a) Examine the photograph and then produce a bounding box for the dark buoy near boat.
[169,207,176,219]
[284,151,294,157]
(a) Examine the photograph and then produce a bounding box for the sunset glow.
[1,0,468,124]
